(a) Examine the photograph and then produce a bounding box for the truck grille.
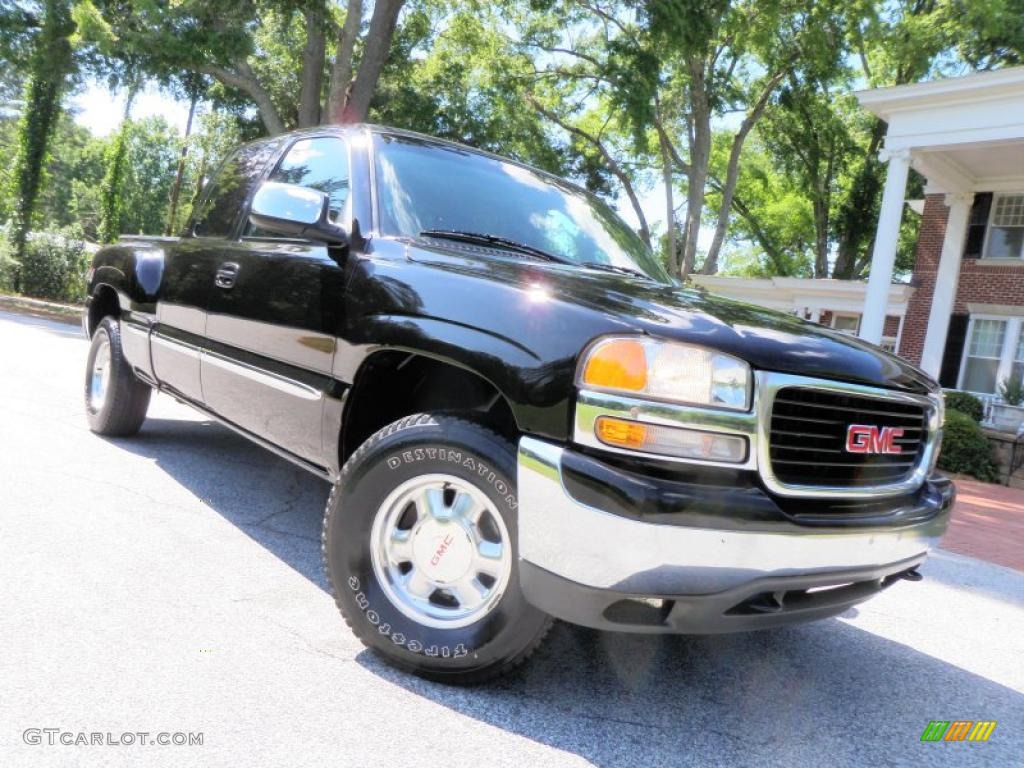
[768,387,929,488]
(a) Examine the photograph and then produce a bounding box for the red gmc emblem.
[845,424,904,454]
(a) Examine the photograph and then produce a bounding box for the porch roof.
[854,67,1024,377]
[856,66,1024,194]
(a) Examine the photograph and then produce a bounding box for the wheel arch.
[339,349,521,467]
[86,283,121,338]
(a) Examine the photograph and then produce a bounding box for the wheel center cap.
[412,521,474,584]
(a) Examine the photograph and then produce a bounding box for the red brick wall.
[883,315,901,338]
[899,194,948,365]
[899,193,1024,366]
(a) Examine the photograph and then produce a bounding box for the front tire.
[84,316,151,436]
[323,413,552,683]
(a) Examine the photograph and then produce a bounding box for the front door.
[201,136,352,465]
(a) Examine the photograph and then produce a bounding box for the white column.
[860,148,911,344]
[920,193,972,377]
[808,307,822,324]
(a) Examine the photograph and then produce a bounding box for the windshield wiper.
[419,230,570,264]
[579,261,653,280]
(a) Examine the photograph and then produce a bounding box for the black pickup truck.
[83,124,954,683]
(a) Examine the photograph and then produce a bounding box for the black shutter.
[939,313,970,388]
[963,193,993,259]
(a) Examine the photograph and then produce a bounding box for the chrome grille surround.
[756,373,941,499]
[574,371,942,500]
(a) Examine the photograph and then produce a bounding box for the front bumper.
[516,437,954,634]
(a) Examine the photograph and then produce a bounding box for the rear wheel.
[323,413,552,683]
[84,316,151,436]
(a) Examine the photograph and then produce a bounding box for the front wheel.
[84,316,151,436]
[322,413,552,683]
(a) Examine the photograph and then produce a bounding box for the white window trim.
[829,310,900,350]
[981,192,1024,260]
[957,313,1023,394]
[830,312,861,334]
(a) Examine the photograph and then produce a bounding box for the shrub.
[17,227,90,303]
[943,390,984,423]
[998,377,1024,407]
[937,410,999,483]
[0,228,17,293]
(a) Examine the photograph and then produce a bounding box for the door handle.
[215,262,239,289]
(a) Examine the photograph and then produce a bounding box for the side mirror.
[249,181,349,246]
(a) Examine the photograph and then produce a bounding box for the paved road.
[0,309,1021,768]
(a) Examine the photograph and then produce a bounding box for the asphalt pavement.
[0,309,1021,768]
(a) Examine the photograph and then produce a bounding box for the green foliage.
[937,410,999,483]
[372,6,564,174]
[0,225,17,291]
[98,116,131,243]
[15,226,90,303]
[4,0,1024,291]
[944,391,985,424]
[710,132,815,277]
[998,377,1024,407]
[6,0,76,269]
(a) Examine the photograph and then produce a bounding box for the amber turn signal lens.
[581,338,647,392]
[594,416,748,463]
[595,417,648,449]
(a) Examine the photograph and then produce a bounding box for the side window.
[269,137,350,224]
[193,141,279,238]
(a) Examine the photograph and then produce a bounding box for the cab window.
[192,141,280,238]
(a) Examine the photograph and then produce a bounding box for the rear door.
[201,135,352,465]
[151,141,279,403]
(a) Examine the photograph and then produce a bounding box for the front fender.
[337,314,575,441]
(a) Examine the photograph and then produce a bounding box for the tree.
[76,0,408,136]
[98,79,138,242]
[708,131,815,277]
[5,0,76,275]
[520,0,845,278]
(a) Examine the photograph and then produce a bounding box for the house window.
[962,319,1006,393]
[1014,328,1024,387]
[983,194,1024,259]
[959,316,1024,395]
[831,313,860,334]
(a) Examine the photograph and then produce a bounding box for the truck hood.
[406,246,938,395]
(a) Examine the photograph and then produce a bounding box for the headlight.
[578,336,751,410]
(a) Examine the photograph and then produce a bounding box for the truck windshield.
[373,134,671,283]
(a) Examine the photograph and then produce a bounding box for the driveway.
[0,309,1021,768]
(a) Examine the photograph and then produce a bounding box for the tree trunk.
[165,91,198,236]
[703,71,786,275]
[342,0,405,123]
[833,118,886,278]
[681,58,710,278]
[297,3,326,127]
[202,63,286,135]
[659,128,677,275]
[813,195,829,278]
[326,0,363,124]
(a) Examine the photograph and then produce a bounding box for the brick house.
[857,67,1024,411]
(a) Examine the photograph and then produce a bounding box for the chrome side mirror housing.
[249,181,349,246]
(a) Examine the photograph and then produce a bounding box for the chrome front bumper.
[516,436,953,632]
